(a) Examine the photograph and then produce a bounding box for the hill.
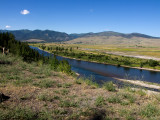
[1,30,160,45]
[1,53,160,119]
[67,31,160,46]
[70,31,159,39]
[0,29,72,42]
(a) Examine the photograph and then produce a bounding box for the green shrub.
[103,81,116,91]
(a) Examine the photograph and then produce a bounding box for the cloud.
[20,9,30,15]
[5,25,11,28]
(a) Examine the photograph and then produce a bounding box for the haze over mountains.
[1,29,160,46]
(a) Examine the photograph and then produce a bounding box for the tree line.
[0,32,72,74]
[39,45,160,69]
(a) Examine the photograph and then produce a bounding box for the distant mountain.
[67,31,160,46]
[0,29,72,42]
[70,31,159,39]
[0,29,159,43]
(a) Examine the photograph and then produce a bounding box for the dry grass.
[1,53,160,119]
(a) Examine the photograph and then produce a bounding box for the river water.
[30,46,160,85]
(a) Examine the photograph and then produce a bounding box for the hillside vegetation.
[32,43,160,70]
[1,53,160,120]
[1,32,160,119]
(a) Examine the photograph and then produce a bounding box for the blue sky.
[0,0,160,36]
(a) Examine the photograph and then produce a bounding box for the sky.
[0,0,160,37]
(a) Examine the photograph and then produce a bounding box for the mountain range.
[0,29,160,45]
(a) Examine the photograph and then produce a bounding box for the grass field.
[1,53,160,119]
[31,43,160,58]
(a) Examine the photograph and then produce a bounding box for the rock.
[0,92,10,103]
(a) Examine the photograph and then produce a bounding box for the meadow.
[1,53,160,119]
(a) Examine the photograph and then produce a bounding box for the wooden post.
[2,47,5,56]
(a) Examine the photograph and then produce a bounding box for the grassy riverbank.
[1,53,160,120]
[30,43,160,71]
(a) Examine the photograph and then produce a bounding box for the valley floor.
[1,53,160,120]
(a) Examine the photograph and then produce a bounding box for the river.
[30,46,160,86]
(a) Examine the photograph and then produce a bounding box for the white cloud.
[20,9,30,15]
[5,25,11,28]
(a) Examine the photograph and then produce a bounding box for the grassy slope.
[1,53,160,120]
[66,36,160,46]
[65,36,160,58]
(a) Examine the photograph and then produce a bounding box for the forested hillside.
[0,32,71,74]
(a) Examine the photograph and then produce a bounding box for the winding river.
[30,46,160,86]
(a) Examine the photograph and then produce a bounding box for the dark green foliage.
[58,60,72,74]
[50,55,59,70]
[103,81,116,91]
[0,32,72,74]
[0,32,44,62]
[49,45,160,69]
[148,59,159,67]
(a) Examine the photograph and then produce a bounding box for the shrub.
[148,59,159,67]
[103,81,116,92]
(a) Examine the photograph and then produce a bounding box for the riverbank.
[32,46,160,90]
[113,77,160,91]
[1,53,160,119]
[34,46,160,72]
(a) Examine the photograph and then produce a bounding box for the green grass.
[2,53,160,119]
[62,83,72,88]
[13,78,33,86]
[95,96,105,107]
[137,89,146,96]
[107,92,136,105]
[107,95,122,104]
[76,77,99,88]
[33,79,56,88]
[60,89,69,95]
[103,81,116,92]
[59,100,79,107]
[38,93,54,102]
[0,107,37,120]
[140,104,160,118]
[53,109,68,115]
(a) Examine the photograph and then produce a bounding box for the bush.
[148,59,159,67]
[58,60,71,74]
[103,81,116,91]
